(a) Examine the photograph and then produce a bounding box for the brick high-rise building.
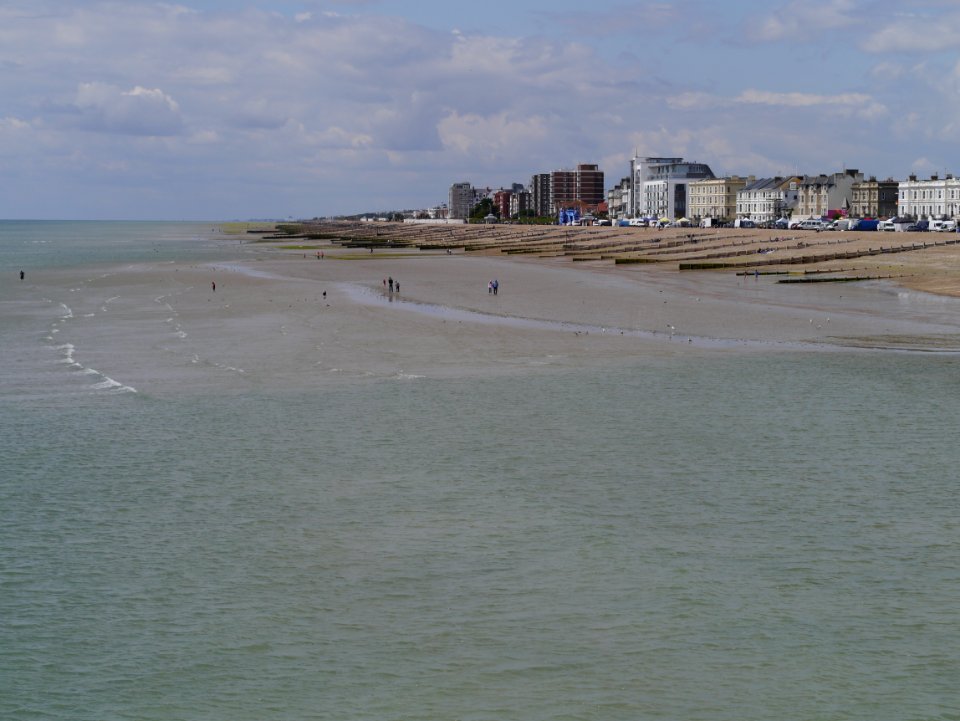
[548,164,605,214]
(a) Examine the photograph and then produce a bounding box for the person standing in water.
[19,270,24,281]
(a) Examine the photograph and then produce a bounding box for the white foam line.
[50,339,137,393]
[216,364,246,374]
[91,376,137,393]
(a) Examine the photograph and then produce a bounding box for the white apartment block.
[898,174,960,219]
[629,156,715,218]
[737,177,800,221]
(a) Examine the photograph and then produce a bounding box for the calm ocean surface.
[2,222,959,720]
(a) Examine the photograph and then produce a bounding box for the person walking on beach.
[212,281,216,292]
[394,281,399,294]
[488,280,493,294]
[388,276,394,292]
[19,270,24,281]
[493,279,499,295]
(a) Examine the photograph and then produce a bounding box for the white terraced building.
[898,174,960,219]
[736,177,800,222]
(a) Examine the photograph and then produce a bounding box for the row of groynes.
[260,220,960,282]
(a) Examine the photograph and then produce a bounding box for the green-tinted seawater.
[2,222,959,720]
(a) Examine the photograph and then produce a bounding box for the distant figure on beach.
[321,251,324,259]
[488,281,493,294]
[323,291,326,299]
[388,276,394,292]
[19,270,24,281]
[394,281,399,293]
[493,279,499,295]
[212,281,216,292]
[383,278,387,290]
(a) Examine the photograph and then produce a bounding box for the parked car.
[906,220,930,232]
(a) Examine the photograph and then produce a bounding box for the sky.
[1,0,960,220]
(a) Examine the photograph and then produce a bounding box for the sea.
[2,221,959,721]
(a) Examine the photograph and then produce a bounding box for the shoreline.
[274,220,960,299]
[16,223,960,398]
[223,232,960,353]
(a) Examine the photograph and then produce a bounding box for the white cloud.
[0,116,30,132]
[0,0,957,218]
[72,82,184,136]
[736,89,887,118]
[865,11,960,52]
[751,0,856,40]
[666,92,723,110]
[438,111,550,160]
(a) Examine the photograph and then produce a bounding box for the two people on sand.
[488,279,499,295]
[384,276,399,294]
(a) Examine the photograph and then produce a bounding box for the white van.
[878,219,895,232]
[930,220,957,232]
[795,219,826,230]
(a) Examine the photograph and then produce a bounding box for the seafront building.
[509,189,533,218]
[630,157,715,219]
[607,176,632,219]
[446,154,960,224]
[850,177,899,219]
[493,183,527,219]
[448,182,477,220]
[549,164,605,214]
[688,176,753,224]
[530,173,552,217]
[737,177,800,222]
[795,170,863,220]
[897,174,960,219]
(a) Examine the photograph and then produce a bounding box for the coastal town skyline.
[2,0,960,220]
